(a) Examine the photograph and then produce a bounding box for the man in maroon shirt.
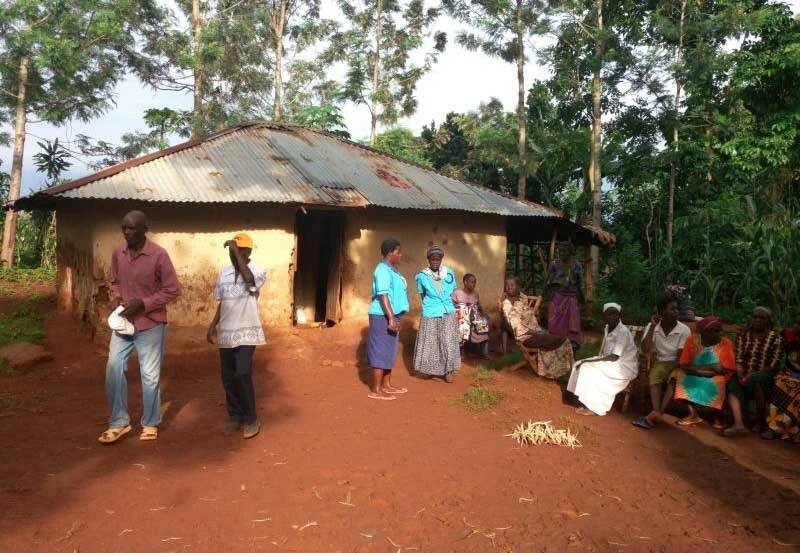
[98,211,181,444]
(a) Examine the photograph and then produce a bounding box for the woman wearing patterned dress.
[724,307,783,436]
[763,313,800,441]
[671,316,736,428]
[413,245,461,382]
[502,277,574,379]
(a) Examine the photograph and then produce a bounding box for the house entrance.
[293,210,345,326]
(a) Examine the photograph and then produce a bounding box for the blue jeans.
[105,324,166,428]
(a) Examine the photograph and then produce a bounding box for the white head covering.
[603,302,622,313]
[107,305,135,336]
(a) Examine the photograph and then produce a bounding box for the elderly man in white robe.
[567,303,639,416]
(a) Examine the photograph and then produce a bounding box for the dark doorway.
[293,210,344,325]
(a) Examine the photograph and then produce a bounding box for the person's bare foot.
[575,407,596,416]
[444,372,455,383]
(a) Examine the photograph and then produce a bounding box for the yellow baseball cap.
[233,232,254,249]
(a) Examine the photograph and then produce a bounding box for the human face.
[121,213,147,249]
[701,325,722,345]
[661,301,679,324]
[504,278,518,297]
[464,275,477,293]
[603,308,620,329]
[428,253,443,271]
[386,246,402,266]
[750,309,771,332]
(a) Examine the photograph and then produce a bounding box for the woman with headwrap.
[763,313,800,442]
[724,307,783,437]
[413,244,461,382]
[501,276,575,379]
[566,303,638,416]
[670,316,736,427]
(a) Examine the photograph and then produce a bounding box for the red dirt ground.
[2,284,800,553]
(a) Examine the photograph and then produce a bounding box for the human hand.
[651,314,661,325]
[206,327,216,344]
[109,297,121,311]
[388,318,400,333]
[119,298,144,318]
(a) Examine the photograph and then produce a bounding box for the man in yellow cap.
[206,232,266,439]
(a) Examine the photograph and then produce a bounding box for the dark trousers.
[219,346,257,425]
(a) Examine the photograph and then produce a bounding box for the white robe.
[567,323,639,415]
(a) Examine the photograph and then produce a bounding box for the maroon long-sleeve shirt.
[109,239,181,332]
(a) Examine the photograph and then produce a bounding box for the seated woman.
[502,277,574,379]
[567,303,638,416]
[762,312,800,442]
[632,295,691,429]
[453,273,490,358]
[724,307,783,436]
[670,316,736,428]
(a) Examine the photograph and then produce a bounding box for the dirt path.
[1,286,800,553]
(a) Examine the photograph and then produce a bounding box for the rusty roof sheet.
[17,123,565,218]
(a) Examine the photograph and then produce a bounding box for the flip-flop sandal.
[139,426,158,441]
[722,427,748,437]
[367,393,396,401]
[632,416,654,430]
[385,387,408,394]
[98,425,132,444]
[575,407,596,416]
[676,417,703,427]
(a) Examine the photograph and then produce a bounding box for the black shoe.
[243,419,261,439]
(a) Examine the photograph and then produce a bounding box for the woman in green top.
[413,244,461,382]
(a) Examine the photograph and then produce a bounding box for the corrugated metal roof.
[18,123,562,218]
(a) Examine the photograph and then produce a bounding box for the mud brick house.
[14,123,612,330]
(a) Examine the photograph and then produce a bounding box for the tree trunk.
[191,0,204,140]
[1,55,30,268]
[369,0,382,145]
[273,0,287,121]
[586,0,604,304]
[666,0,686,250]
[515,0,527,201]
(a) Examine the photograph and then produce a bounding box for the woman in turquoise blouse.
[413,244,461,382]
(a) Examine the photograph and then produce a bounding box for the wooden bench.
[621,324,654,413]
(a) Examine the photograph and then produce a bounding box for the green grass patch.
[457,385,505,412]
[0,359,14,377]
[0,304,44,348]
[0,266,55,284]
[575,338,601,361]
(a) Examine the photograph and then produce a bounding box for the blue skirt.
[366,314,403,370]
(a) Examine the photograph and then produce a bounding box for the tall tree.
[263,1,338,121]
[548,0,644,302]
[0,0,167,266]
[335,0,446,144]
[445,0,548,201]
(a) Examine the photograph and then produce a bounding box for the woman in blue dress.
[413,245,461,382]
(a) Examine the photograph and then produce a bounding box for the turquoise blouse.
[415,267,457,318]
[368,261,409,316]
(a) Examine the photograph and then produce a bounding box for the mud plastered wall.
[341,208,508,324]
[56,201,295,329]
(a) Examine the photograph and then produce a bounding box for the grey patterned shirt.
[214,263,266,348]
